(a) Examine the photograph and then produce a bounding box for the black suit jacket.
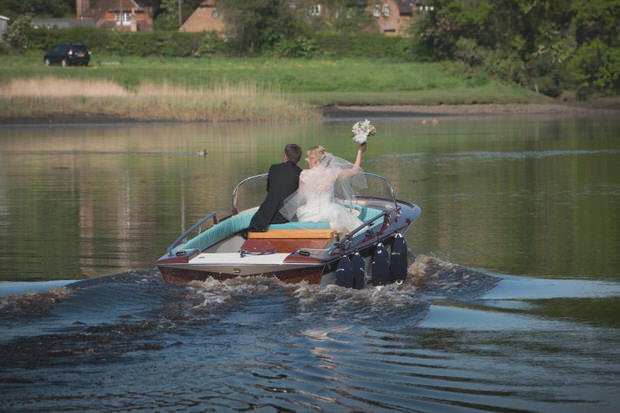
[248,161,302,232]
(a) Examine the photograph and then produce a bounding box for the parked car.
[44,43,91,67]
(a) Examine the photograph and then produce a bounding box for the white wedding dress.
[280,155,364,234]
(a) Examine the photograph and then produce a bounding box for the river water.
[1,114,619,411]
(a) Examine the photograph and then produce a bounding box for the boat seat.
[174,205,383,254]
[248,229,336,239]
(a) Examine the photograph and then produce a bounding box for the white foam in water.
[0,280,74,297]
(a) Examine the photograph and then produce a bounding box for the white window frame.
[310,5,321,16]
[373,4,381,18]
[116,12,132,26]
[382,4,390,17]
[123,11,132,25]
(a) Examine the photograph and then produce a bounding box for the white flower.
[352,119,376,143]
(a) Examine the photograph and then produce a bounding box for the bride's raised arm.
[339,143,366,179]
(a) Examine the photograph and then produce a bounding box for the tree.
[152,0,203,30]
[409,0,619,97]
[3,15,33,50]
[1,0,74,20]
[216,0,306,54]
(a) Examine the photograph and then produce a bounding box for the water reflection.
[0,117,618,281]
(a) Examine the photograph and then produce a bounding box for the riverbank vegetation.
[3,1,616,100]
[411,0,618,99]
[0,76,319,121]
[1,0,616,122]
[0,56,546,121]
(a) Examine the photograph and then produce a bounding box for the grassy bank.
[0,55,551,121]
[0,77,317,121]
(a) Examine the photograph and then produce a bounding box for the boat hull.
[156,197,420,285]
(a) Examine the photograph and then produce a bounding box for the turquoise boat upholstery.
[174,205,384,254]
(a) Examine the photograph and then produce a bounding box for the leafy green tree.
[410,0,619,97]
[571,0,618,44]
[3,15,33,50]
[152,0,203,30]
[216,0,306,54]
[569,39,619,97]
[1,0,74,20]
[153,0,179,30]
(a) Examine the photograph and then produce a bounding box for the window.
[382,4,390,17]
[373,4,380,18]
[116,12,132,26]
[212,10,219,19]
[310,5,321,16]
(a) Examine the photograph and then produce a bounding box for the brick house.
[180,1,225,35]
[367,1,428,36]
[76,0,154,32]
[180,1,428,36]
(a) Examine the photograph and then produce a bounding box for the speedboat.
[156,172,421,288]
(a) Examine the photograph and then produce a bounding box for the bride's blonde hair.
[306,145,326,162]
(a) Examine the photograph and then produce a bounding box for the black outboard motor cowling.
[390,235,407,282]
[351,252,365,290]
[371,243,389,286]
[336,256,354,288]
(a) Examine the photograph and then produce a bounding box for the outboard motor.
[351,252,365,290]
[371,243,389,286]
[390,234,408,282]
[335,256,354,288]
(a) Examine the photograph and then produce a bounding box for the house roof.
[0,15,10,21]
[82,0,150,22]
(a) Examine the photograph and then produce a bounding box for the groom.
[248,144,302,232]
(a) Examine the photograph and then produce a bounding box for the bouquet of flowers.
[352,119,376,144]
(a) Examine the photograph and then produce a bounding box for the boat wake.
[2,255,618,321]
[2,257,620,412]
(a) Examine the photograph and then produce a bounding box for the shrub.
[4,15,33,51]
[313,32,411,59]
[568,39,620,98]
[272,35,318,58]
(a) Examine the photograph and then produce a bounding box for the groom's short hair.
[284,144,302,164]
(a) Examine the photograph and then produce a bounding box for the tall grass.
[0,77,320,121]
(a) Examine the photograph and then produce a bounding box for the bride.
[280,143,367,234]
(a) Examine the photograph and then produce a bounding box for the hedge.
[25,27,226,57]
[20,27,415,60]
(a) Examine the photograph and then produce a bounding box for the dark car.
[44,43,91,67]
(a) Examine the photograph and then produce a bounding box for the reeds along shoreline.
[0,77,321,121]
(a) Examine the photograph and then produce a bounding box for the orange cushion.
[248,229,335,239]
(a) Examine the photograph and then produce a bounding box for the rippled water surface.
[1,115,619,411]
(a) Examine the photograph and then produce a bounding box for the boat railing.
[231,173,268,214]
[166,212,218,256]
[328,210,390,255]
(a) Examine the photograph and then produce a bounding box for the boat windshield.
[231,172,397,214]
[232,174,268,214]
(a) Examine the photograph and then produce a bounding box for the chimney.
[76,0,90,19]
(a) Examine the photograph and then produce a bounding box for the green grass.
[0,55,548,104]
[0,55,551,121]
